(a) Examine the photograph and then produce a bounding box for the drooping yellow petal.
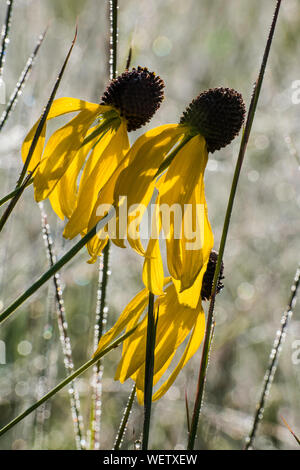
[142,196,164,296]
[142,239,164,296]
[85,125,184,260]
[48,125,99,220]
[21,98,111,173]
[113,125,184,256]
[33,102,110,201]
[152,309,205,402]
[134,290,201,397]
[181,197,214,291]
[159,134,213,295]
[85,158,127,261]
[172,262,207,309]
[93,286,149,357]
[115,283,199,385]
[133,305,205,404]
[77,130,116,194]
[63,122,129,239]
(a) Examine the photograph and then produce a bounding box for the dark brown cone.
[201,250,225,301]
[101,66,165,132]
[180,87,246,153]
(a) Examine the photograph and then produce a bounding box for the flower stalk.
[0,210,114,326]
[89,0,118,449]
[0,0,14,79]
[187,0,282,450]
[0,322,139,438]
[142,293,158,450]
[245,263,300,449]
[0,26,77,233]
[0,27,47,132]
[113,384,136,450]
[40,205,86,450]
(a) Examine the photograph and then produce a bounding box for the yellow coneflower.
[94,251,224,403]
[21,67,165,221]
[83,88,245,307]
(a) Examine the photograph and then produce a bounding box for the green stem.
[187,0,282,451]
[113,384,136,450]
[0,323,139,439]
[0,26,47,133]
[0,0,13,78]
[0,171,35,232]
[0,210,114,326]
[90,241,111,449]
[110,0,118,80]
[0,178,33,208]
[81,116,118,148]
[245,262,300,449]
[142,293,157,450]
[89,0,119,449]
[155,134,192,178]
[0,28,77,233]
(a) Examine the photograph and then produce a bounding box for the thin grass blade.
[280,416,300,446]
[113,384,136,450]
[245,263,300,449]
[0,322,140,439]
[0,209,115,326]
[142,294,158,450]
[0,26,77,233]
[0,0,14,80]
[0,27,47,132]
[187,0,282,450]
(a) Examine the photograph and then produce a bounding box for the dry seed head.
[101,66,165,132]
[180,87,246,153]
[201,250,225,301]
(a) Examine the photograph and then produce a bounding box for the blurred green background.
[0,0,299,450]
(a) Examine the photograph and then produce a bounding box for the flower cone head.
[180,87,246,152]
[101,66,165,131]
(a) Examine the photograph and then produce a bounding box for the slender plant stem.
[40,206,85,450]
[109,0,118,80]
[0,0,13,78]
[245,263,300,449]
[280,416,300,447]
[0,323,139,438]
[0,177,33,207]
[0,27,47,132]
[0,209,115,326]
[0,27,77,233]
[113,384,136,450]
[90,242,111,449]
[0,168,37,232]
[89,0,118,449]
[155,134,193,178]
[18,27,77,186]
[32,284,56,449]
[125,46,132,71]
[187,0,282,450]
[142,293,157,450]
